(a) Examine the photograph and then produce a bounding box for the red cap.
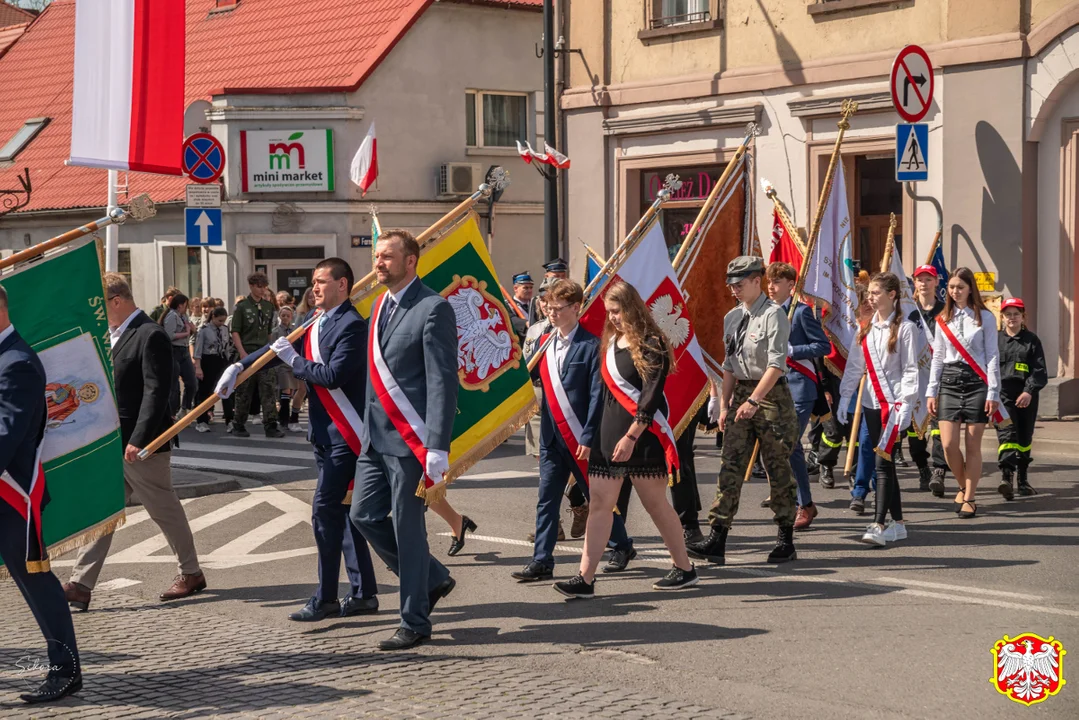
[1001,298,1025,312]
[913,264,938,278]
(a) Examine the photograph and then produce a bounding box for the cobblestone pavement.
[0,589,748,719]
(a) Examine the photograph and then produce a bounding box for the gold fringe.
[342,490,352,506]
[25,559,51,573]
[674,385,710,439]
[414,397,540,506]
[874,447,893,461]
[0,511,125,581]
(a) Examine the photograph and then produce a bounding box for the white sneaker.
[287,423,303,433]
[883,521,907,542]
[859,523,887,547]
[195,422,210,433]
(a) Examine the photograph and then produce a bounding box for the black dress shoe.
[378,628,429,651]
[340,595,379,617]
[512,561,554,582]
[602,547,637,573]
[429,576,456,612]
[447,515,478,556]
[20,673,82,704]
[289,597,341,622]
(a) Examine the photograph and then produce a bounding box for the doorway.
[853,155,903,272]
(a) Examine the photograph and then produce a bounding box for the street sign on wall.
[239,129,335,193]
[890,45,934,123]
[895,123,929,182]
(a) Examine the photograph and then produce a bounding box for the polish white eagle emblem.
[995,638,1063,704]
[443,275,522,391]
[649,294,690,348]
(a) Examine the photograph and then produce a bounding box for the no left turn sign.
[890,45,934,123]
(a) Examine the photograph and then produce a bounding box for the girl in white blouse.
[925,267,1000,519]
[837,272,919,547]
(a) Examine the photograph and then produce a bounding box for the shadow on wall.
[753,0,804,87]
[978,120,1022,288]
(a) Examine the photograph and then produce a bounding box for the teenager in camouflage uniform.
[687,256,799,565]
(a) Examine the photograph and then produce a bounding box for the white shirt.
[839,313,920,411]
[381,276,418,327]
[926,306,1000,401]
[109,308,142,348]
[0,324,14,346]
[552,323,578,375]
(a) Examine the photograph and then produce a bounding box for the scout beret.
[725,255,765,284]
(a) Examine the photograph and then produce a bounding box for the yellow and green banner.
[355,213,536,483]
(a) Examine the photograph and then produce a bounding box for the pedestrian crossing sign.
[896,123,928,182]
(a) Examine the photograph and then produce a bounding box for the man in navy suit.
[217,258,377,622]
[350,230,458,651]
[0,284,82,704]
[512,280,635,581]
[766,262,830,530]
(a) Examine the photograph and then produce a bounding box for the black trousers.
[817,412,851,469]
[863,407,903,525]
[998,383,1038,470]
[0,504,79,677]
[671,411,703,531]
[171,346,198,414]
[906,417,947,470]
[195,354,229,424]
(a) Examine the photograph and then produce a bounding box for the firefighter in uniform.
[687,256,800,566]
[995,298,1047,499]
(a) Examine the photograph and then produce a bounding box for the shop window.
[640,163,727,256]
[117,248,132,288]
[465,91,528,148]
[170,246,203,299]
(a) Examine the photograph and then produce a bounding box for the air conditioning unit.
[438,162,482,196]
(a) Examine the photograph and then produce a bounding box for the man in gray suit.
[351,229,458,651]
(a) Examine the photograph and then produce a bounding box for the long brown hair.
[857,272,903,354]
[599,281,676,380]
[942,267,988,326]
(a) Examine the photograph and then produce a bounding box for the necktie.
[318,313,328,330]
[379,297,397,337]
[733,312,751,357]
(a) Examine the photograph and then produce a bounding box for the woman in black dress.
[554,282,697,598]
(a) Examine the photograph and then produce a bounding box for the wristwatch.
[746,397,760,408]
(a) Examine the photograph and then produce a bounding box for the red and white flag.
[69,0,185,175]
[768,209,804,270]
[516,141,571,169]
[580,221,709,438]
[350,123,378,196]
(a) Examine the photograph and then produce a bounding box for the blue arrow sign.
[896,123,929,182]
[186,207,222,246]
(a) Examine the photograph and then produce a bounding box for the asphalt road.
[42,427,1079,719]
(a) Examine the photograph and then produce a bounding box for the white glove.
[836,398,850,426]
[707,396,720,424]
[425,449,450,484]
[215,362,243,399]
[788,343,794,356]
[896,402,912,432]
[272,336,299,368]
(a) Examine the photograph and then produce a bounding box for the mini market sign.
[239,129,335,192]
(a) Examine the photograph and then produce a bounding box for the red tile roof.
[0,3,35,27]
[0,0,538,215]
[0,22,27,55]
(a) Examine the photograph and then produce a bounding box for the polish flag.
[69,0,185,175]
[768,209,804,270]
[350,123,378,196]
[516,141,571,169]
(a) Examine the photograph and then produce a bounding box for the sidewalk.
[980,418,1079,459]
[166,468,244,500]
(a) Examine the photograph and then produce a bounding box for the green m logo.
[269,132,305,170]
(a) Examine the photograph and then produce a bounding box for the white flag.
[350,123,378,195]
[802,163,859,362]
[890,247,932,435]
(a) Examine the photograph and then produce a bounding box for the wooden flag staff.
[138,169,512,459]
[842,212,897,478]
[743,100,858,483]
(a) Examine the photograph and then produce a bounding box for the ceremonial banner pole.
[843,212,897,477]
[673,122,761,269]
[139,170,511,459]
[762,180,806,258]
[0,210,127,272]
[744,101,858,483]
[526,175,680,373]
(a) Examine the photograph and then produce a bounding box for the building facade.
[0,0,544,311]
[560,0,1079,415]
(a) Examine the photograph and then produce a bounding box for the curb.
[173,476,245,500]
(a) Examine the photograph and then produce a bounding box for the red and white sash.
[600,343,679,474]
[537,333,588,483]
[936,316,1010,426]
[786,357,817,384]
[368,294,441,493]
[862,335,902,458]
[0,442,49,572]
[304,314,365,456]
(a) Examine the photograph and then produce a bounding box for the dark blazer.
[364,278,459,457]
[112,310,174,453]
[244,301,367,448]
[529,325,603,450]
[782,299,830,406]
[0,328,47,500]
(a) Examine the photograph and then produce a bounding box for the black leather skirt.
[938,363,989,424]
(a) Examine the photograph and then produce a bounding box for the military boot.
[895,445,909,467]
[928,467,946,497]
[767,525,797,563]
[686,526,728,565]
[819,466,836,489]
[997,468,1015,501]
[1017,467,1037,496]
[918,467,932,492]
